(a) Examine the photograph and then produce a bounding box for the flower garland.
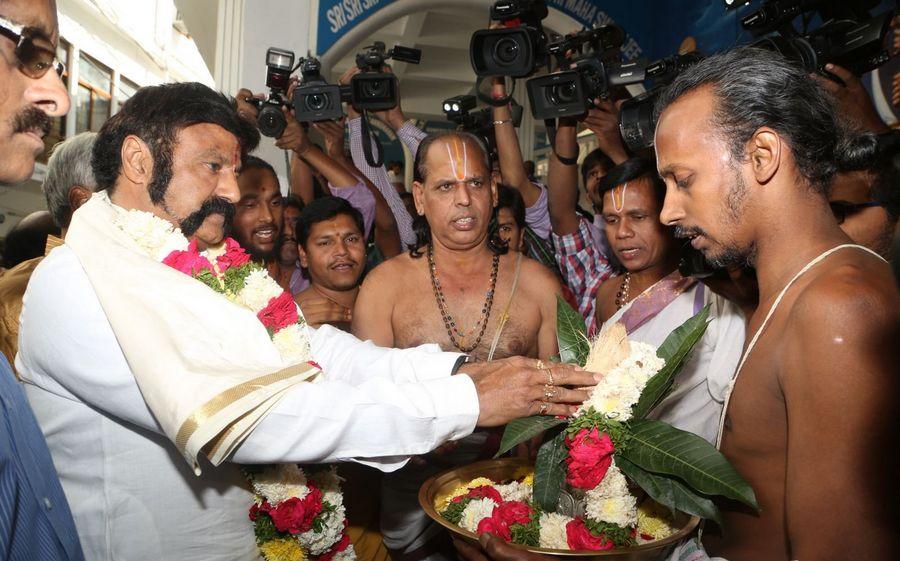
[114,208,354,561]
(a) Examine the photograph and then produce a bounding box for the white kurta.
[601,284,745,443]
[16,245,479,561]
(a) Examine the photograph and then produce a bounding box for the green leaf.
[533,429,568,511]
[632,306,711,419]
[441,497,473,525]
[617,456,723,528]
[556,295,589,365]
[496,416,567,458]
[620,419,758,510]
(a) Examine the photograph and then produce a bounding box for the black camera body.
[617,52,705,153]
[247,47,295,138]
[470,0,549,78]
[526,25,639,120]
[442,94,523,156]
[292,56,349,123]
[351,42,421,111]
[754,10,895,75]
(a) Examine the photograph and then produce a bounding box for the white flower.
[578,341,664,421]
[637,500,677,542]
[538,512,573,550]
[299,504,346,555]
[458,498,498,533]
[271,323,311,363]
[310,466,344,508]
[237,268,284,312]
[115,209,188,261]
[332,546,356,561]
[251,464,310,505]
[495,481,532,503]
[584,461,637,528]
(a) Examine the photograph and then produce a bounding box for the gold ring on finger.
[538,402,549,415]
[543,385,557,400]
[546,367,554,386]
[535,359,545,370]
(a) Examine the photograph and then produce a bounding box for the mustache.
[674,225,709,239]
[13,107,52,137]
[179,197,235,237]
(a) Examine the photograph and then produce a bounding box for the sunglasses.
[0,15,65,79]
[829,200,883,225]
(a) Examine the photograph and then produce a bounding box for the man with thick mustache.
[16,81,597,561]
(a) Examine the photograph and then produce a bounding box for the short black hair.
[296,196,364,248]
[92,82,260,203]
[654,46,876,195]
[581,148,615,187]
[283,194,305,214]
[241,155,278,183]
[872,131,900,221]
[496,184,526,229]
[596,157,665,213]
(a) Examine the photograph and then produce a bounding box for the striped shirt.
[0,355,83,561]
[552,217,616,329]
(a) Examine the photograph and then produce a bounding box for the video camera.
[470,0,550,78]
[442,94,523,156]
[744,0,895,75]
[245,47,295,137]
[351,41,421,111]
[292,56,349,123]
[617,52,706,153]
[526,25,646,120]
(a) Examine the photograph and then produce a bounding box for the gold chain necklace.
[427,244,499,353]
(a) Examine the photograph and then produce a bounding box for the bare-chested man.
[353,131,561,361]
[453,46,899,561]
[353,131,561,561]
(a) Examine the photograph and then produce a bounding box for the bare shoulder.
[517,254,562,289]
[293,286,316,305]
[359,252,420,294]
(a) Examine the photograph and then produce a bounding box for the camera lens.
[549,81,578,105]
[305,93,328,111]
[363,79,388,99]
[493,37,520,65]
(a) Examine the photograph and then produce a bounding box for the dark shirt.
[0,355,84,560]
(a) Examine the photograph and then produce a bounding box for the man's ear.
[121,135,153,187]
[298,244,309,268]
[747,127,781,185]
[68,186,93,214]
[412,181,426,216]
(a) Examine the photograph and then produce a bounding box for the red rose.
[565,518,614,551]
[313,528,350,561]
[475,500,532,542]
[269,485,323,534]
[249,502,261,521]
[163,242,214,276]
[452,485,503,505]
[257,291,299,332]
[565,427,615,489]
[217,238,251,271]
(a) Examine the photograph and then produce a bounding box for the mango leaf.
[495,416,567,458]
[621,419,758,510]
[632,305,711,419]
[617,456,723,528]
[556,295,589,365]
[533,429,568,511]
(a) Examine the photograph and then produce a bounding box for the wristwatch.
[450,354,474,375]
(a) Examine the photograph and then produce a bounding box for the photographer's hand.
[312,118,348,162]
[235,88,261,125]
[371,64,408,130]
[813,64,889,134]
[582,98,629,164]
[491,77,542,206]
[339,66,362,119]
[274,108,311,155]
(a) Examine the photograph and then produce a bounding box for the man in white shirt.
[16,81,597,560]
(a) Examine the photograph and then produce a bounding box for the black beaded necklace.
[427,244,499,353]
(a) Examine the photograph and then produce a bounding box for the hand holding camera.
[582,99,629,164]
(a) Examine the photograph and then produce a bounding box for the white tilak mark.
[446,143,458,182]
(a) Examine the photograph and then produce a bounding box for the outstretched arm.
[546,117,581,236]
[491,78,542,206]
